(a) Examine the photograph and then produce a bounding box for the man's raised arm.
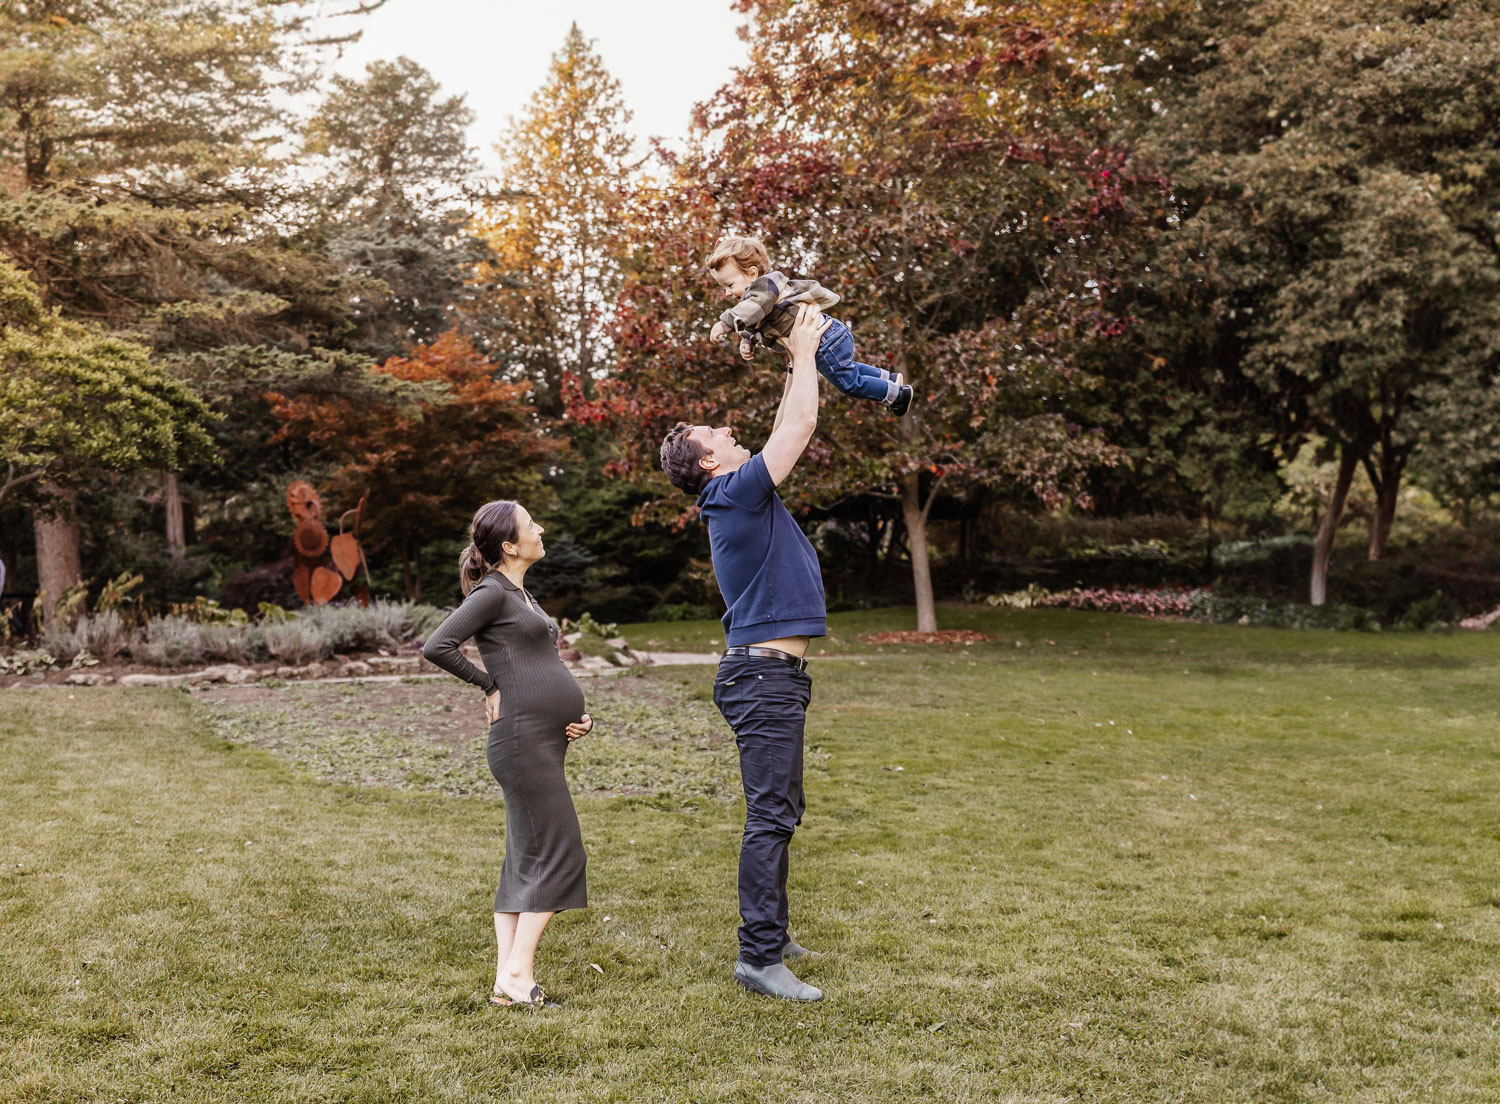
[762,305,829,487]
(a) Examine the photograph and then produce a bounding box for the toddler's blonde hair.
[707,235,772,279]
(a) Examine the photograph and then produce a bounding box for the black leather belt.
[722,645,809,672]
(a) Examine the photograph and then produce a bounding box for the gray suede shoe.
[734,960,824,1002]
[781,940,823,963]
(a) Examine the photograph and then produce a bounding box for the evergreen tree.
[0,0,384,596]
[304,56,492,360]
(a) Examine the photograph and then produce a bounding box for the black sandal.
[520,984,559,1009]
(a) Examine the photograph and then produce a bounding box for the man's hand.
[782,303,830,363]
[739,337,756,360]
[710,320,731,344]
[565,713,594,742]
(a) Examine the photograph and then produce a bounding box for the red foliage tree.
[270,331,564,600]
[574,0,1164,629]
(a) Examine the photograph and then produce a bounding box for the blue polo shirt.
[697,452,827,646]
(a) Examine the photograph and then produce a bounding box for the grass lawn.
[4,607,1500,1102]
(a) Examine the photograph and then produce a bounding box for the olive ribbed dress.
[422,571,588,913]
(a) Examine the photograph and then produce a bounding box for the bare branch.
[0,464,46,508]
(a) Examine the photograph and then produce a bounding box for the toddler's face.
[711,262,756,300]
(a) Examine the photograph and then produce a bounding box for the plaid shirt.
[718,271,842,350]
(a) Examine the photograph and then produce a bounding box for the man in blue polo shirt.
[659,304,830,1002]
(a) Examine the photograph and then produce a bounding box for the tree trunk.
[163,472,185,559]
[401,536,419,602]
[1310,446,1358,607]
[900,473,938,633]
[1366,459,1401,562]
[34,488,83,622]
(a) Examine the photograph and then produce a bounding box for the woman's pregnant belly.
[503,656,586,735]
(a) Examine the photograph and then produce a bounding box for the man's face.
[690,424,750,474]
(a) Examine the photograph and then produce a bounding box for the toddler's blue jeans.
[814,318,895,404]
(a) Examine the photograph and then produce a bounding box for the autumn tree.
[268,331,563,601]
[474,24,638,416]
[579,0,1158,631]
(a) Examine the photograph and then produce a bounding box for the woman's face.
[504,505,546,565]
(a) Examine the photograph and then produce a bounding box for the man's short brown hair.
[661,421,710,496]
[706,235,772,279]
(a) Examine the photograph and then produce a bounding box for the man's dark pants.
[712,654,812,968]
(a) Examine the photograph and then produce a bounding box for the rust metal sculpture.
[285,482,372,606]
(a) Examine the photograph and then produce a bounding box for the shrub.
[0,648,56,675]
[296,600,443,653]
[1200,594,1379,631]
[195,622,267,664]
[44,611,131,663]
[649,602,716,622]
[134,617,207,667]
[1396,591,1461,631]
[262,621,326,665]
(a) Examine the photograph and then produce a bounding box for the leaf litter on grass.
[196,671,779,802]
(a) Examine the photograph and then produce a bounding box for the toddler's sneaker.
[889,383,914,417]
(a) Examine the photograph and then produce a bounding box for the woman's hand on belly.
[485,690,502,724]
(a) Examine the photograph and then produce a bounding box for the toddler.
[707,236,914,416]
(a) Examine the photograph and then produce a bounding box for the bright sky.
[328,0,750,175]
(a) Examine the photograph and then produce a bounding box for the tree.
[577,0,1154,630]
[267,331,564,601]
[473,24,638,416]
[303,57,492,361]
[0,0,386,594]
[1141,0,1500,603]
[0,262,216,616]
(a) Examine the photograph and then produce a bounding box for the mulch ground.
[857,630,997,645]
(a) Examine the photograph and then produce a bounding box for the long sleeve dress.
[422,571,588,913]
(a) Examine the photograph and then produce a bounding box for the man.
[659,304,830,1002]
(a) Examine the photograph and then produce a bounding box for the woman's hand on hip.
[485,690,502,724]
[565,713,593,742]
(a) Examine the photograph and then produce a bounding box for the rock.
[559,649,583,663]
[65,672,113,686]
[605,637,629,649]
[577,655,614,671]
[335,660,373,679]
[273,661,325,680]
[366,654,419,669]
[120,672,190,688]
[194,664,263,685]
[563,632,583,646]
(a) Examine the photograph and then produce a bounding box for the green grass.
[4,606,1500,1102]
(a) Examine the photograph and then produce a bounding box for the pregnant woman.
[422,499,593,1010]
